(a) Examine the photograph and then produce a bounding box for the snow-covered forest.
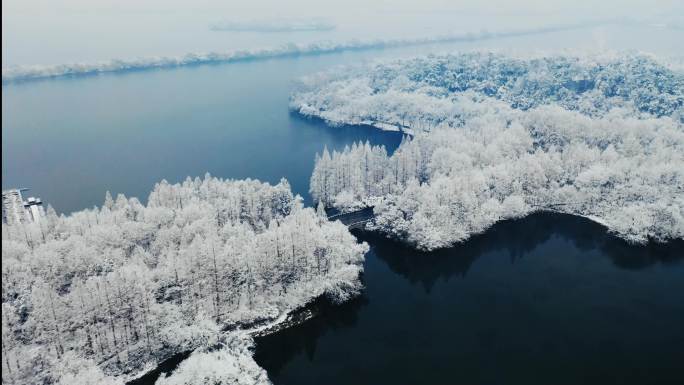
[292,53,684,130]
[302,53,684,250]
[1,176,368,384]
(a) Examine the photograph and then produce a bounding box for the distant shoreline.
[2,21,601,84]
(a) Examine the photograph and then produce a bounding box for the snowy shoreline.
[334,196,665,250]
[2,176,369,385]
[292,113,678,250]
[129,206,671,385]
[299,52,684,250]
[125,294,343,384]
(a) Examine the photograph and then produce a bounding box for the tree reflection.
[253,296,367,376]
[359,212,683,292]
[254,212,683,381]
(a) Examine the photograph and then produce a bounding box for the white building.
[2,188,45,225]
[25,197,45,224]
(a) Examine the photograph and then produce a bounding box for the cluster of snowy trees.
[305,54,683,250]
[1,175,367,384]
[292,53,684,132]
[312,105,683,249]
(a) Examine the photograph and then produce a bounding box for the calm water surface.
[2,53,406,213]
[3,25,682,214]
[255,213,684,385]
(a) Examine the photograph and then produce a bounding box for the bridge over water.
[327,207,374,230]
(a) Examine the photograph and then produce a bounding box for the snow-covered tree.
[1,176,368,385]
[302,53,684,250]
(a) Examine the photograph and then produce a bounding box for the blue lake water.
[4,25,682,214]
[3,25,684,385]
[2,53,406,213]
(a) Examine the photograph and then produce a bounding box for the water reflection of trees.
[360,212,684,292]
[290,112,404,154]
[253,296,367,377]
[254,212,683,379]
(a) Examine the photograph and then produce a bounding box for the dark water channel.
[255,213,684,385]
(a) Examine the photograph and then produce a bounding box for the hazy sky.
[3,0,683,66]
[4,0,683,18]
